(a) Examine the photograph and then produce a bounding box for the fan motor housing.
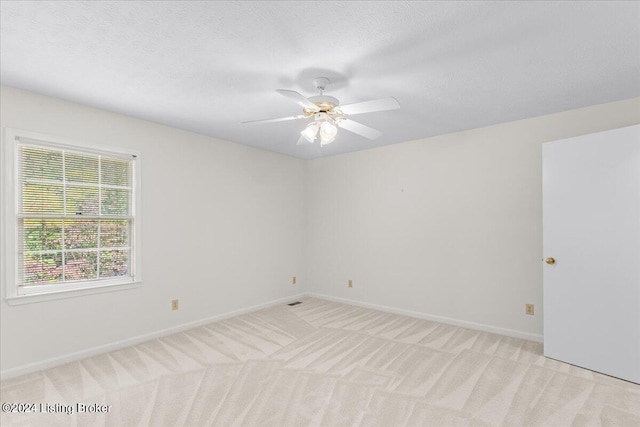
[307,95,339,114]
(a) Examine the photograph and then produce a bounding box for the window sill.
[4,281,141,306]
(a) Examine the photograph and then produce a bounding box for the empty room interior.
[1,1,639,426]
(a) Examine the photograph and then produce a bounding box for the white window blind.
[16,139,136,292]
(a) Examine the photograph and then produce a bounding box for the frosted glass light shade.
[320,121,337,138]
[319,121,337,145]
[301,122,319,143]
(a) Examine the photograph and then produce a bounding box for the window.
[2,129,141,303]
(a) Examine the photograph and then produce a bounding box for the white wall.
[0,86,307,375]
[307,97,640,340]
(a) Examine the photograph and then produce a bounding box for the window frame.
[2,128,142,305]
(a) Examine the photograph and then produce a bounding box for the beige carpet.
[1,297,639,426]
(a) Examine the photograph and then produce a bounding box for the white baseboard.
[308,293,544,343]
[0,293,306,381]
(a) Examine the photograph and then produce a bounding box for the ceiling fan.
[242,77,400,146]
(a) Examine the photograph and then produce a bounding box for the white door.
[543,125,640,384]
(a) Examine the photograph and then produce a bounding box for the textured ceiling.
[1,1,639,159]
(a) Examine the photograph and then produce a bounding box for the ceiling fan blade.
[241,114,306,124]
[338,97,400,116]
[296,135,313,145]
[337,119,382,140]
[276,89,319,111]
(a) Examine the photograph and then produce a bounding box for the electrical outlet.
[292,276,297,285]
[348,279,353,288]
[525,304,534,315]
[172,299,179,311]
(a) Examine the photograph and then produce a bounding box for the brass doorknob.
[545,257,556,265]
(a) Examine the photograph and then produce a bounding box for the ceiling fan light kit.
[243,77,400,147]
[300,113,339,145]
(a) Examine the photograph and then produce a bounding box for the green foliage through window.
[18,144,133,286]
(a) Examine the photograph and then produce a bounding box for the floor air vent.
[287,301,302,306]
